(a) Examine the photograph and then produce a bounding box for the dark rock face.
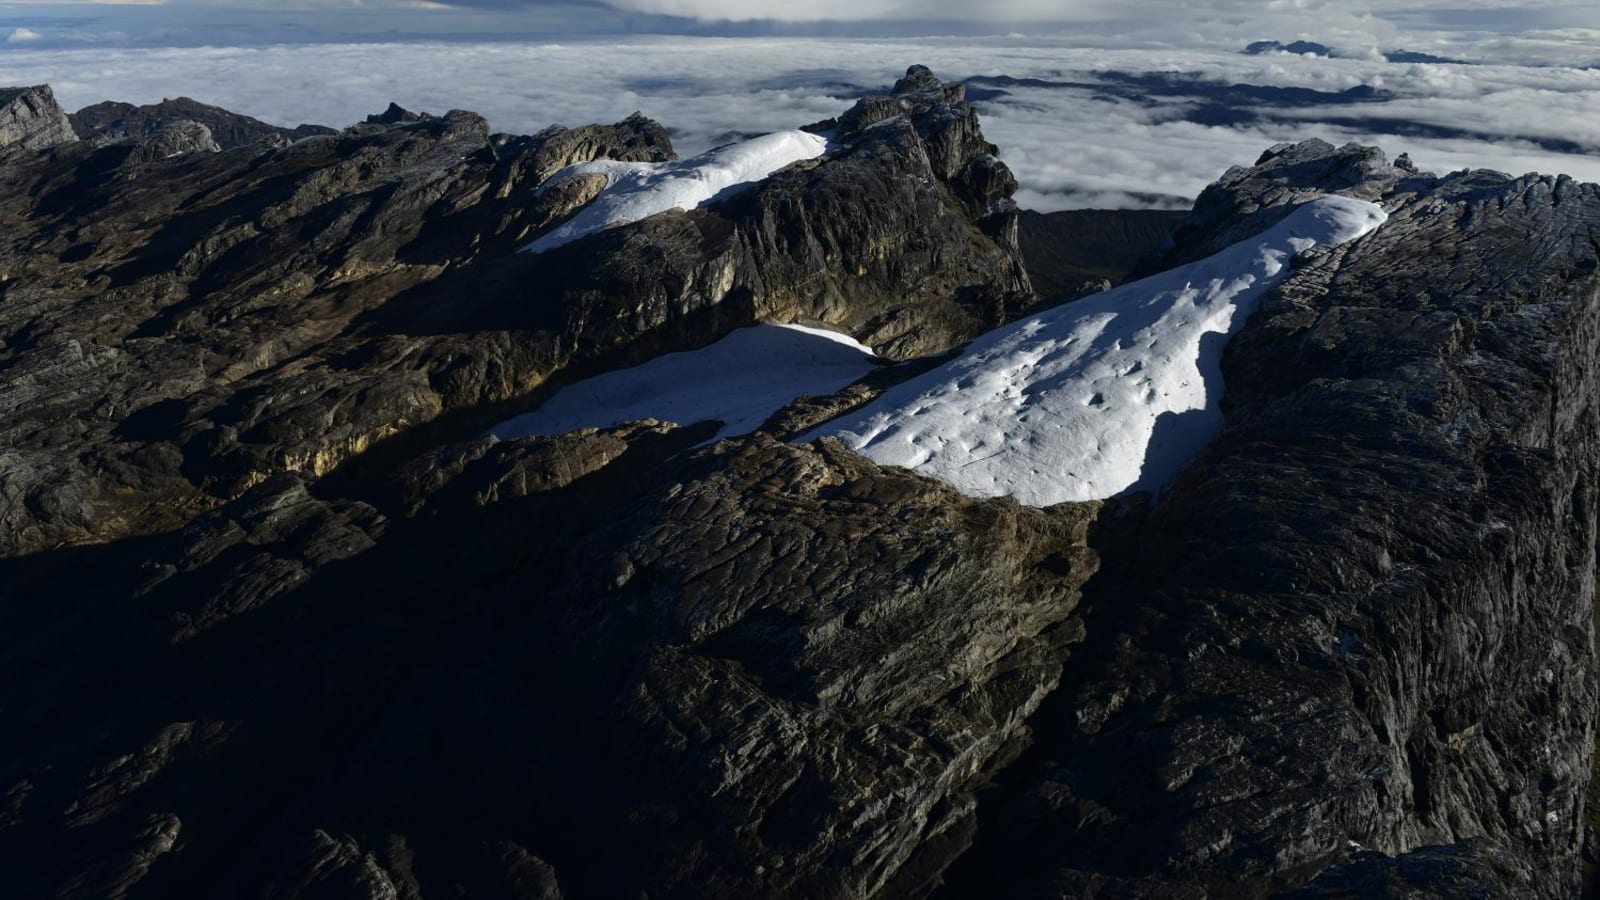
[70,96,335,149]
[0,423,1101,899]
[1,69,1598,900]
[533,437,1099,899]
[939,142,1600,899]
[366,102,425,126]
[0,85,77,152]
[1017,208,1187,302]
[1283,840,1540,898]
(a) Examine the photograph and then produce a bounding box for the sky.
[1,1,1597,210]
[1,0,1597,52]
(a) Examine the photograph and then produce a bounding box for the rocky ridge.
[0,67,1028,557]
[70,96,336,150]
[0,69,1597,900]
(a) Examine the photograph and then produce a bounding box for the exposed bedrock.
[0,66,1026,556]
[124,121,222,164]
[0,85,77,153]
[0,425,1100,899]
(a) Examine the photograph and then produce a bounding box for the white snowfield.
[521,130,830,254]
[490,323,876,441]
[804,195,1389,506]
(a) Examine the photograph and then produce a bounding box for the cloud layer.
[2,35,1597,210]
[4,0,1600,66]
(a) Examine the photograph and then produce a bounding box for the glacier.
[804,195,1389,505]
[490,322,876,441]
[522,130,830,254]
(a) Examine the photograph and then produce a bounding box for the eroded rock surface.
[0,85,77,152]
[0,423,1100,899]
[125,121,221,164]
[0,67,1027,557]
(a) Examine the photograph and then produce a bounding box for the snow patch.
[522,130,829,254]
[803,195,1388,506]
[490,322,876,441]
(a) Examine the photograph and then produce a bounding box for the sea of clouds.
[1,33,1598,210]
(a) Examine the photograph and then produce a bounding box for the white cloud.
[0,36,1596,211]
[597,0,1594,26]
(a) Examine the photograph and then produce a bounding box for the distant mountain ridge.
[1245,39,1473,64]
[1245,39,1335,57]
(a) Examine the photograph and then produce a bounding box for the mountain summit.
[0,67,1597,899]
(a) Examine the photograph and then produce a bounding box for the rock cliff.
[0,84,76,152]
[0,70,1596,900]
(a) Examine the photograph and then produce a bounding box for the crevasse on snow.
[521,130,830,254]
[490,323,877,441]
[804,195,1389,506]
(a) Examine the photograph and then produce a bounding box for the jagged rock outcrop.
[125,120,221,164]
[938,141,1600,899]
[1154,138,1410,267]
[522,112,676,181]
[366,102,425,126]
[0,85,76,152]
[0,67,1027,557]
[70,96,334,150]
